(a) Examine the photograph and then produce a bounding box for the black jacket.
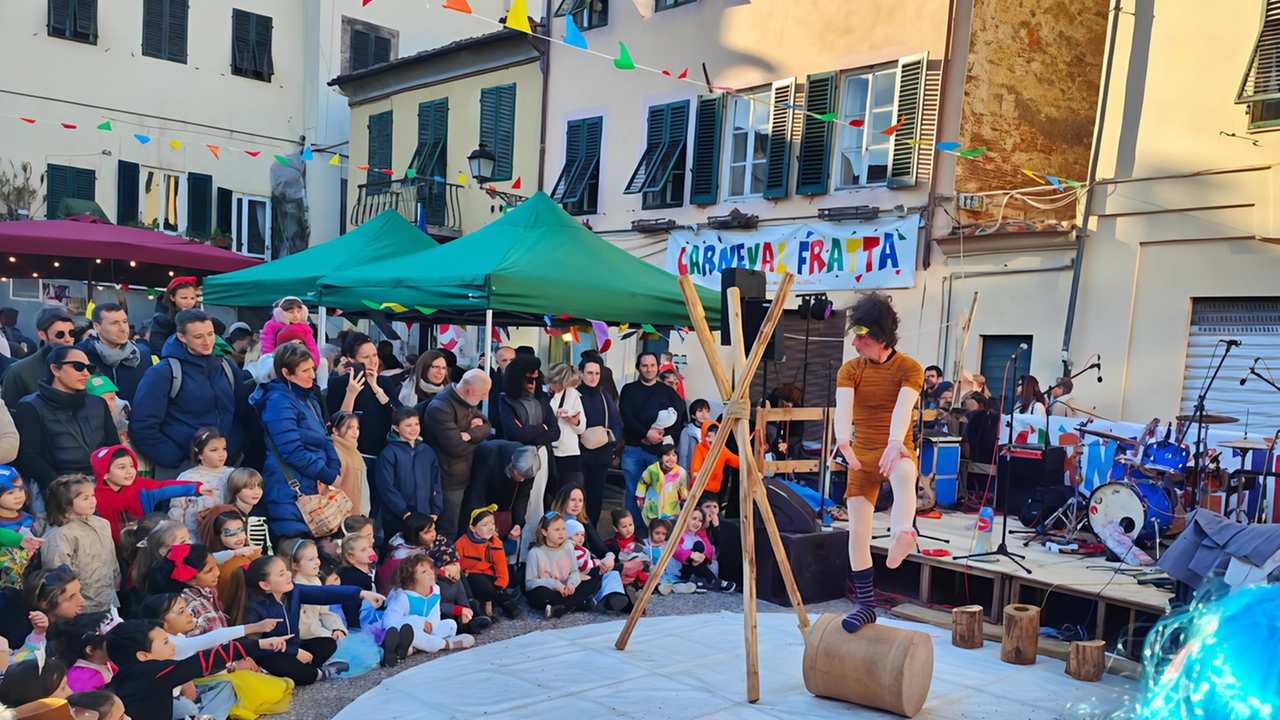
[326,372,403,457]
[464,440,532,527]
[77,338,154,404]
[618,379,686,452]
[148,312,175,358]
[421,384,491,492]
[0,344,54,408]
[110,638,262,720]
[498,392,560,448]
[13,379,119,492]
[579,384,623,466]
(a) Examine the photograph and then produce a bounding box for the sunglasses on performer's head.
[850,325,871,337]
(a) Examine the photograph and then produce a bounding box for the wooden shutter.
[187,173,212,239]
[551,121,585,202]
[796,71,835,196]
[373,35,392,66]
[689,93,724,205]
[72,167,95,201]
[414,99,448,176]
[216,187,233,235]
[350,30,371,72]
[231,10,252,75]
[478,84,517,182]
[367,110,394,189]
[1239,1,1280,103]
[74,0,95,39]
[48,0,70,36]
[165,0,188,63]
[46,165,70,219]
[624,104,670,194]
[644,100,689,193]
[142,0,165,57]
[887,53,926,189]
[253,13,273,76]
[762,79,795,199]
[564,117,602,204]
[116,160,139,225]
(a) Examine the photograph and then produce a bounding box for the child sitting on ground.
[699,495,723,552]
[226,468,271,554]
[170,428,234,535]
[287,540,348,642]
[643,518,696,595]
[604,509,648,588]
[382,555,474,656]
[259,296,319,360]
[10,565,88,663]
[50,612,115,693]
[149,544,228,637]
[673,507,735,592]
[425,531,490,634]
[197,505,261,600]
[455,507,521,620]
[690,421,739,498]
[337,533,379,630]
[41,474,120,613]
[90,445,212,544]
[0,467,43,589]
[129,520,189,597]
[565,518,628,612]
[525,512,601,619]
[636,446,688,525]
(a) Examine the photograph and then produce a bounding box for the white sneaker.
[446,634,475,650]
[658,583,673,595]
[672,582,697,594]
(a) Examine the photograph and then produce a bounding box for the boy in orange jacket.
[690,421,739,497]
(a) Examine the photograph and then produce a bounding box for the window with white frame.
[726,90,769,198]
[835,67,897,188]
[9,279,40,300]
[234,194,272,260]
[143,169,185,233]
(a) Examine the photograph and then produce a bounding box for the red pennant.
[443,0,472,12]
[362,0,374,4]
[854,274,863,282]
[511,177,522,190]
[662,70,671,76]
[20,118,35,124]
[848,119,864,128]
[357,165,370,171]
[600,338,612,353]
[880,116,905,135]
[558,314,571,319]
[244,151,261,157]
[380,169,395,176]
[895,269,901,275]
[61,123,77,129]
[677,68,688,79]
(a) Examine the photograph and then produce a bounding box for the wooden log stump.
[1066,640,1106,682]
[803,614,934,718]
[951,605,984,649]
[1000,604,1040,666]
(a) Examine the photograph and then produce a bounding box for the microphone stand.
[1189,342,1237,510]
[1243,367,1280,394]
[1043,361,1100,444]
[956,351,1032,574]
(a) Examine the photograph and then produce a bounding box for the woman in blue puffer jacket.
[252,342,341,541]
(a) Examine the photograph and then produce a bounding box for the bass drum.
[1088,481,1174,544]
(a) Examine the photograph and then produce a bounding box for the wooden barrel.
[802,614,934,718]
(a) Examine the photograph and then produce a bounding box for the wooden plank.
[889,604,1144,679]
[745,414,809,630]
[739,418,760,703]
[757,406,828,422]
[764,459,821,473]
[678,274,732,401]
[727,286,749,381]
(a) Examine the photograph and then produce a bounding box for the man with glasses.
[12,344,119,495]
[77,302,153,404]
[1,305,77,406]
[618,351,686,531]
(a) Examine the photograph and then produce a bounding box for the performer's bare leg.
[887,457,918,568]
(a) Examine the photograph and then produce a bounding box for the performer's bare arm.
[879,387,920,476]
[833,387,860,471]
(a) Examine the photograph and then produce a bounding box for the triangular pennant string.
[613,42,636,70]
[300,145,314,161]
[96,121,112,131]
[505,0,532,32]
[564,15,588,50]
[443,0,473,13]
[207,145,220,159]
[134,134,151,144]
[329,154,341,166]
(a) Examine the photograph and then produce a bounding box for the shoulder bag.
[263,403,352,537]
[580,391,615,450]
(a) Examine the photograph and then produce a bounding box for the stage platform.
[840,510,1173,643]
[330,612,1135,719]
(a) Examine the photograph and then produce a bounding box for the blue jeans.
[622,445,653,532]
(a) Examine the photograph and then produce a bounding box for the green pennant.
[1064,179,1083,188]
[957,147,987,157]
[274,155,290,166]
[405,168,417,179]
[641,323,658,334]
[816,113,838,122]
[96,121,112,131]
[413,306,437,315]
[360,299,383,311]
[613,42,636,70]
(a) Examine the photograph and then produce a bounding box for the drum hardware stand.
[1021,441,1089,547]
[1187,340,1239,511]
[956,351,1032,574]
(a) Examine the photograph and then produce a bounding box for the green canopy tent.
[201,209,439,308]
[316,193,721,350]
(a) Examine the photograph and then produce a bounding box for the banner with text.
[665,216,919,292]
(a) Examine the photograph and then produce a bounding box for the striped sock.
[842,567,877,633]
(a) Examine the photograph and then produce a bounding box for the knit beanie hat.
[86,374,119,398]
[275,323,312,348]
[90,444,138,484]
[0,465,24,494]
[564,518,585,538]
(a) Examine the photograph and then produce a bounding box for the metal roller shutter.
[1181,298,1280,432]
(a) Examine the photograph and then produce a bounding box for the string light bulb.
[7,257,14,263]
[53,261,59,267]
[95,259,102,264]
[168,271,174,276]
[129,261,136,267]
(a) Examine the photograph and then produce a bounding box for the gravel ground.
[276,591,858,720]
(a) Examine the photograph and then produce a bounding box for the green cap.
[86,375,119,397]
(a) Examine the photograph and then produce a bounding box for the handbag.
[264,430,352,538]
[580,392,616,450]
[494,482,520,539]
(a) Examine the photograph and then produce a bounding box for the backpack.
[166,357,236,399]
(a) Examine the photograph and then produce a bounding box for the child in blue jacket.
[375,408,442,539]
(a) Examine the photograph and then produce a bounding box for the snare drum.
[1088,481,1174,544]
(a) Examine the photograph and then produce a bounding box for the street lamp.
[467,143,496,184]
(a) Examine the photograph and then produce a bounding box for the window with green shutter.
[231,9,273,82]
[1239,1,1280,105]
[142,0,187,64]
[624,101,689,210]
[795,71,835,196]
[410,99,449,226]
[689,93,724,205]
[187,173,213,239]
[367,110,393,194]
[887,53,926,188]
[116,160,139,225]
[350,29,392,73]
[46,164,95,219]
[48,0,97,44]
[762,79,796,199]
[479,84,516,182]
[551,117,602,215]
[216,187,233,236]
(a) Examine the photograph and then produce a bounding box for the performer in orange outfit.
[832,293,923,633]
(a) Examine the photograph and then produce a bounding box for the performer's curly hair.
[848,292,899,348]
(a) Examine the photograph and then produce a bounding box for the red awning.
[0,217,260,288]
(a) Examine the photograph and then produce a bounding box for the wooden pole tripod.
[615,273,810,703]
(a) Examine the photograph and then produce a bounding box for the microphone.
[1225,339,1244,347]
[1240,358,1260,386]
[1011,343,1028,359]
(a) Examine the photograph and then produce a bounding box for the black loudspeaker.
[719,268,782,360]
[720,519,850,606]
[998,447,1067,515]
[757,477,820,533]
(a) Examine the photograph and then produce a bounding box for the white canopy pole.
[317,304,328,377]
[482,308,494,415]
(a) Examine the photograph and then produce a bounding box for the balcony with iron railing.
[350,178,465,239]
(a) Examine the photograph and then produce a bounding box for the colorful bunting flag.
[511,176,522,190]
[599,338,612,353]
[816,112,837,122]
[641,323,657,335]
[381,303,408,313]
[544,314,552,327]
[564,15,588,50]
[589,319,609,347]
[957,147,987,157]
[880,117,905,135]
[433,176,446,183]
[406,169,417,179]
[613,42,636,70]
[619,323,629,333]
[134,134,151,144]
[1021,169,1044,184]
[505,0,532,32]
[169,139,182,150]
[678,68,688,79]
[61,123,77,130]
[457,172,467,184]
[1046,175,1064,191]
[380,169,395,176]
[363,0,374,5]
[357,165,370,171]
[443,0,472,13]
[558,314,571,320]
[96,121,112,131]
[360,299,383,311]
[207,145,220,159]
[244,150,261,157]
[274,155,290,166]
[1064,179,1083,188]
[414,306,437,315]
[301,145,313,161]
[906,139,921,145]
[848,119,864,128]
[620,330,638,341]
[20,118,35,124]
[936,141,961,152]
[329,154,340,166]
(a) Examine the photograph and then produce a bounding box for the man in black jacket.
[422,368,492,539]
[0,305,76,406]
[77,301,153,404]
[618,351,686,528]
[463,440,539,544]
[486,345,516,437]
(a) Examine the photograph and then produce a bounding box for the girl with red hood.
[90,444,212,543]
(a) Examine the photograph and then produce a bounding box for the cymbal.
[1175,413,1239,425]
[1078,428,1137,444]
[1217,438,1271,451]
